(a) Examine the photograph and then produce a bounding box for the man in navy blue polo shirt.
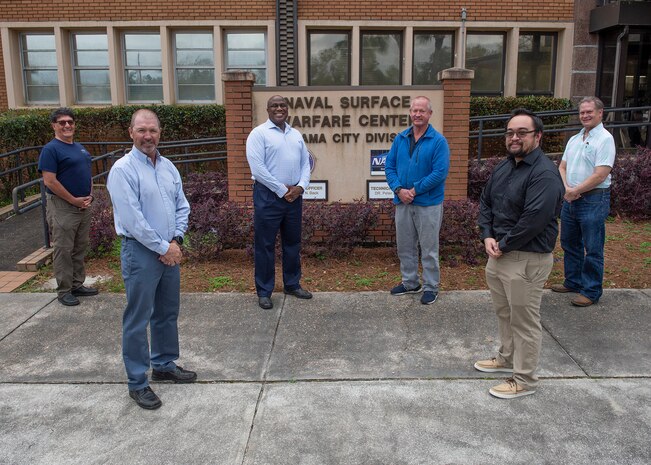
[38,108,98,306]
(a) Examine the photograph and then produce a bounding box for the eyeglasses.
[268,103,288,109]
[56,120,75,127]
[504,129,535,139]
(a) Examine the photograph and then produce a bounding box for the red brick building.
[1,1,648,110]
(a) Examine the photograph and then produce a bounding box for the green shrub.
[470,96,572,158]
[470,96,572,117]
[0,104,226,153]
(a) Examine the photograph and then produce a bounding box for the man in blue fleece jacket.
[385,96,450,304]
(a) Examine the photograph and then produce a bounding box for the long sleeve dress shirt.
[245,119,311,198]
[478,147,564,254]
[107,146,190,256]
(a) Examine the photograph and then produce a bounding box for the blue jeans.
[121,238,180,390]
[560,190,610,303]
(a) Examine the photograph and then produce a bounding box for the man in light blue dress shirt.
[246,95,312,310]
[107,109,196,410]
[552,97,616,307]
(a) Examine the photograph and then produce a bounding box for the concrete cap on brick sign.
[222,71,257,83]
[438,67,475,81]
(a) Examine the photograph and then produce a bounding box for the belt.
[583,187,610,196]
[120,235,136,241]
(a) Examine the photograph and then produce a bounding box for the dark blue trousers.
[121,238,180,390]
[253,182,303,297]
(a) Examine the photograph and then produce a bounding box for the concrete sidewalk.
[1,289,650,464]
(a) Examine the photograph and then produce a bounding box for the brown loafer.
[551,284,574,293]
[571,295,594,307]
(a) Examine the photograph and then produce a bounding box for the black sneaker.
[151,366,197,383]
[129,386,162,410]
[58,292,80,306]
[421,291,438,305]
[284,287,313,299]
[71,285,99,297]
[390,283,422,296]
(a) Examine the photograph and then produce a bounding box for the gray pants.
[46,194,92,297]
[485,251,554,390]
[395,203,443,292]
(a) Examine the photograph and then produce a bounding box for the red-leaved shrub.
[440,199,482,266]
[610,147,651,219]
[467,156,503,201]
[185,199,253,260]
[88,188,117,257]
[302,200,379,257]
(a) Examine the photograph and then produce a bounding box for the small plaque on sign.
[370,149,389,176]
[303,181,328,201]
[367,180,394,200]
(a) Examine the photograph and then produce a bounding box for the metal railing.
[469,105,651,160]
[7,137,227,248]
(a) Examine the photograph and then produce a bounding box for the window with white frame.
[174,31,215,102]
[517,32,557,95]
[308,30,351,86]
[123,32,163,103]
[412,31,454,85]
[466,32,506,95]
[224,31,267,85]
[72,32,110,103]
[20,32,59,105]
[360,31,402,85]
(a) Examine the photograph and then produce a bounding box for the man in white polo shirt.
[552,97,616,307]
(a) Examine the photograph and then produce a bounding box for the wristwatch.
[172,235,184,246]
[395,187,403,194]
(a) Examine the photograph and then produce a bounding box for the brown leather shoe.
[571,295,594,307]
[551,284,574,293]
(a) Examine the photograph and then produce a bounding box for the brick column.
[438,67,474,200]
[222,71,256,203]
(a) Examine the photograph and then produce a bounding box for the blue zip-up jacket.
[385,124,450,206]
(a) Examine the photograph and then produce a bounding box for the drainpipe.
[609,25,628,118]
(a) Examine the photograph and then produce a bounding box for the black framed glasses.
[55,119,75,127]
[504,129,535,139]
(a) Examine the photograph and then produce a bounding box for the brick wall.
[0,1,274,21]
[223,71,256,203]
[441,69,473,201]
[298,0,573,21]
[368,209,394,244]
[0,0,572,22]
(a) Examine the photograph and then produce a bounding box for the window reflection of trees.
[310,36,349,85]
[466,34,504,94]
[361,33,401,85]
[413,33,453,85]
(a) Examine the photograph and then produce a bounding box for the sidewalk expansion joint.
[542,320,590,377]
[240,294,287,465]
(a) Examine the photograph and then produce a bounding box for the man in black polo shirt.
[38,108,98,306]
[475,108,564,399]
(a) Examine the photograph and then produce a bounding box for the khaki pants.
[485,250,553,390]
[46,194,92,297]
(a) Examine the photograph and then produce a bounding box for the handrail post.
[15,151,26,202]
[40,179,50,249]
[477,119,484,160]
